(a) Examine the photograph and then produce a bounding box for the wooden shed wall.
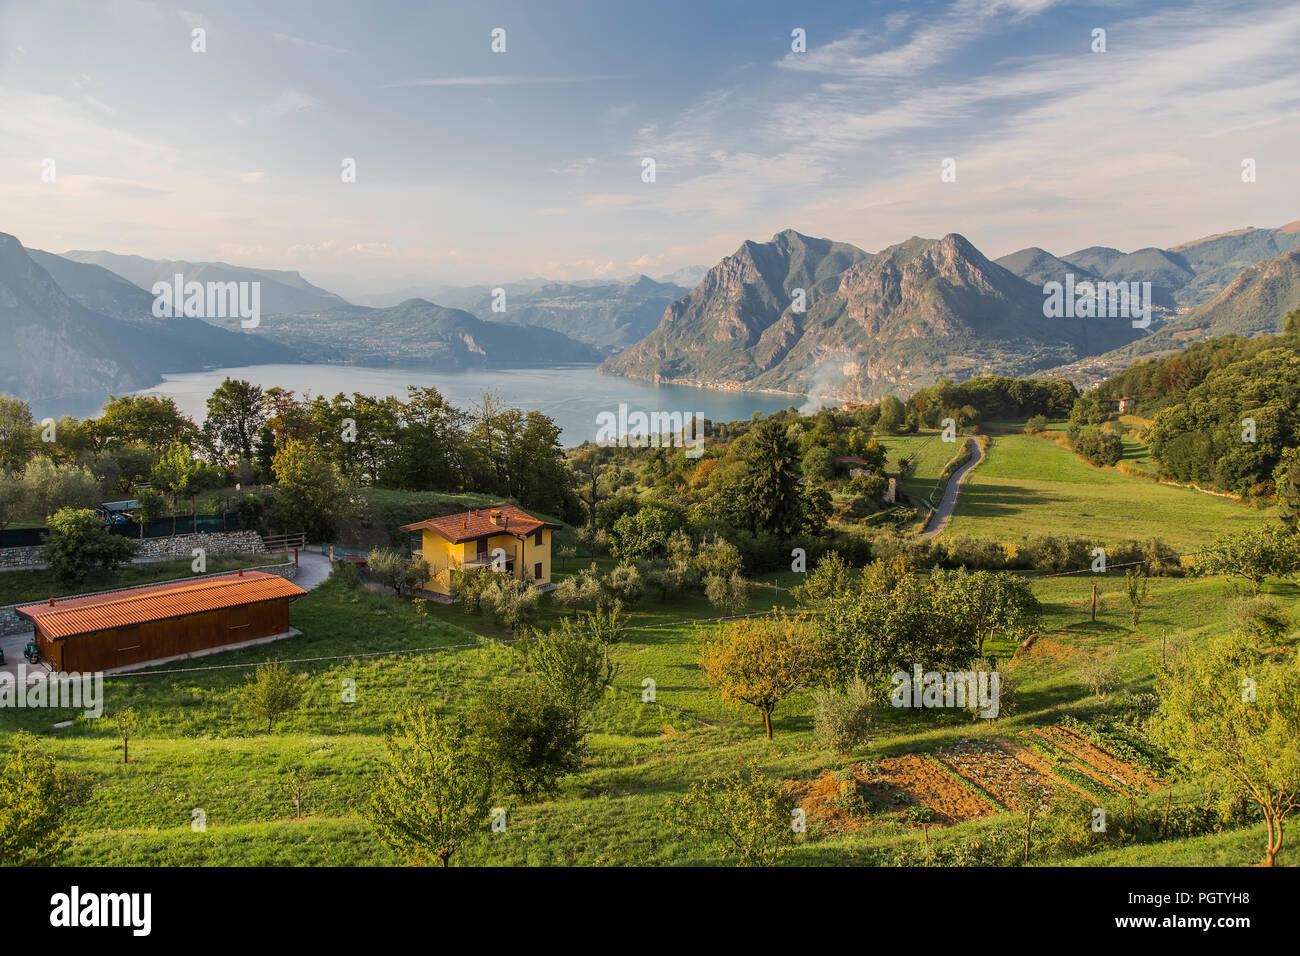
[38,598,292,672]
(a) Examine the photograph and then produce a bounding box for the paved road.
[294,549,332,590]
[922,437,984,539]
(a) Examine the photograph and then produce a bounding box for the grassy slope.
[10,555,1296,867]
[882,431,963,501]
[943,433,1269,550]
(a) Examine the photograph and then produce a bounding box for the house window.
[534,529,542,546]
[476,539,489,562]
[534,562,543,580]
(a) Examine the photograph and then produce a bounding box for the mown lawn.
[943,433,1269,550]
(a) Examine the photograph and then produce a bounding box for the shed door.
[116,624,144,667]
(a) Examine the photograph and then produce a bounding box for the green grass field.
[943,433,1269,550]
[882,431,966,501]
[7,551,1293,868]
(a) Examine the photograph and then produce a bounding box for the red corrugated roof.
[15,571,306,640]
[399,503,557,544]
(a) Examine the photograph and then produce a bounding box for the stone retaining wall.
[0,530,269,572]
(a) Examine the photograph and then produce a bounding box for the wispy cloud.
[271,32,349,54]
[381,74,630,88]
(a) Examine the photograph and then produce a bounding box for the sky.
[1,0,1298,295]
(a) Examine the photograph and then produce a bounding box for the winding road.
[921,437,984,539]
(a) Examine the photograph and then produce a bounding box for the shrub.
[467,679,584,800]
[812,677,873,754]
[1025,414,1048,433]
[705,571,753,611]
[42,507,137,587]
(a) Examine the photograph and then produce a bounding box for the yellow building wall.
[414,526,552,595]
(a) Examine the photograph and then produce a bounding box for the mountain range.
[606,221,1300,402]
[5,217,1299,415]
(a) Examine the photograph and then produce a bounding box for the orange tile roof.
[15,571,306,641]
[399,503,557,544]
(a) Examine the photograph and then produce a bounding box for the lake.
[129,364,801,445]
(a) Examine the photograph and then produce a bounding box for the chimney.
[48,596,54,606]
[503,515,509,529]
[462,516,468,529]
[238,568,244,577]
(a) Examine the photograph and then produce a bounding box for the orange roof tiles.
[16,571,306,641]
[399,503,557,544]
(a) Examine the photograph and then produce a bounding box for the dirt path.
[922,437,984,539]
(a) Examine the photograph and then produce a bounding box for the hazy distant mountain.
[655,264,710,287]
[604,229,1142,401]
[1062,245,1128,276]
[994,247,1098,287]
[1043,247,1300,386]
[60,250,349,314]
[200,297,604,369]
[27,248,299,369]
[1167,221,1300,305]
[353,276,689,349]
[0,234,158,407]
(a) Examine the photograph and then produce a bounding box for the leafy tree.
[1274,446,1300,532]
[0,733,91,865]
[42,507,137,586]
[700,611,824,738]
[1070,425,1124,466]
[21,457,101,516]
[468,680,584,800]
[114,708,141,764]
[0,395,35,470]
[480,575,542,633]
[816,569,978,694]
[365,707,494,866]
[735,419,804,537]
[93,394,197,453]
[610,502,684,561]
[877,395,905,434]
[0,469,30,532]
[801,444,836,482]
[661,761,796,866]
[704,571,753,612]
[203,377,266,464]
[271,438,355,540]
[367,547,430,596]
[1077,654,1120,699]
[241,661,306,733]
[530,623,615,734]
[1198,526,1300,594]
[791,550,855,605]
[1153,633,1300,866]
[1125,568,1150,625]
[931,568,1041,654]
[130,487,167,537]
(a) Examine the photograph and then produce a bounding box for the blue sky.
[1,0,1297,293]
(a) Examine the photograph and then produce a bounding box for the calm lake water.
[129,364,799,445]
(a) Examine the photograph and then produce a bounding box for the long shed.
[16,571,306,672]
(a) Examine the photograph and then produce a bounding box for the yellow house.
[399,504,559,597]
